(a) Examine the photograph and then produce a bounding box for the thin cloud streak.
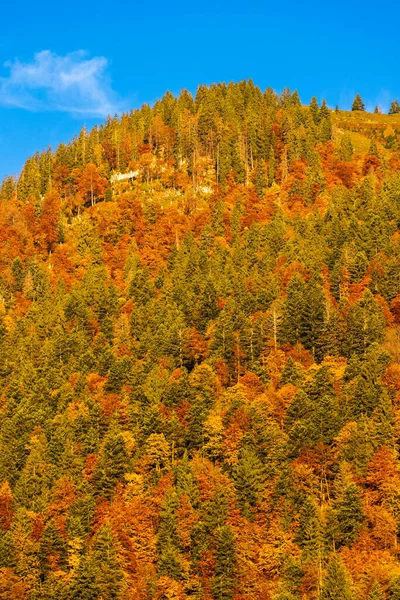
[0,50,123,117]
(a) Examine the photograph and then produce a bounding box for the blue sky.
[1,0,399,180]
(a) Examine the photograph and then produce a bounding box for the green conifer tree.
[233,447,265,517]
[340,136,354,162]
[300,276,326,360]
[279,357,304,387]
[93,432,130,498]
[336,484,364,548]
[268,146,276,186]
[70,557,99,600]
[0,530,15,568]
[320,100,330,120]
[254,160,267,197]
[352,94,365,111]
[321,556,354,600]
[309,96,320,123]
[345,289,385,356]
[295,496,322,558]
[369,138,379,157]
[389,100,400,114]
[212,525,236,600]
[92,524,125,599]
[11,257,25,292]
[157,492,182,580]
[281,275,306,346]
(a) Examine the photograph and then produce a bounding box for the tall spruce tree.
[321,557,354,600]
[352,94,365,111]
[389,100,400,114]
[212,525,236,600]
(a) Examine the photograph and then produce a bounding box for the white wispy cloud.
[0,50,122,117]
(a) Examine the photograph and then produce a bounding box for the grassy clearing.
[332,109,400,127]
[331,110,400,155]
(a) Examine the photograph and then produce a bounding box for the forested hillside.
[2,81,400,599]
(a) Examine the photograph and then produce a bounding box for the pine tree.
[70,557,99,600]
[320,309,343,357]
[369,138,379,157]
[157,492,182,580]
[320,99,330,120]
[254,160,267,197]
[39,519,67,576]
[281,275,306,346]
[175,452,199,506]
[0,530,15,568]
[211,306,236,366]
[352,94,365,111]
[345,289,386,356]
[128,267,154,306]
[320,114,332,142]
[309,96,320,123]
[279,357,303,387]
[11,257,25,292]
[295,496,321,557]
[194,278,219,332]
[212,525,236,600]
[389,100,400,114]
[93,432,130,498]
[268,146,276,186]
[92,525,125,599]
[340,136,354,162]
[300,276,326,360]
[0,176,15,202]
[17,155,41,202]
[105,185,113,202]
[233,447,265,516]
[321,556,354,600]
[336,484,364,548]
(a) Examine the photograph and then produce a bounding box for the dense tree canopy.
[1,80,400,598]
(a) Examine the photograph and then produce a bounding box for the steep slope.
[0,82,400,599]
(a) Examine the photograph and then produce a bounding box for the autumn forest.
[2,81,400,599]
